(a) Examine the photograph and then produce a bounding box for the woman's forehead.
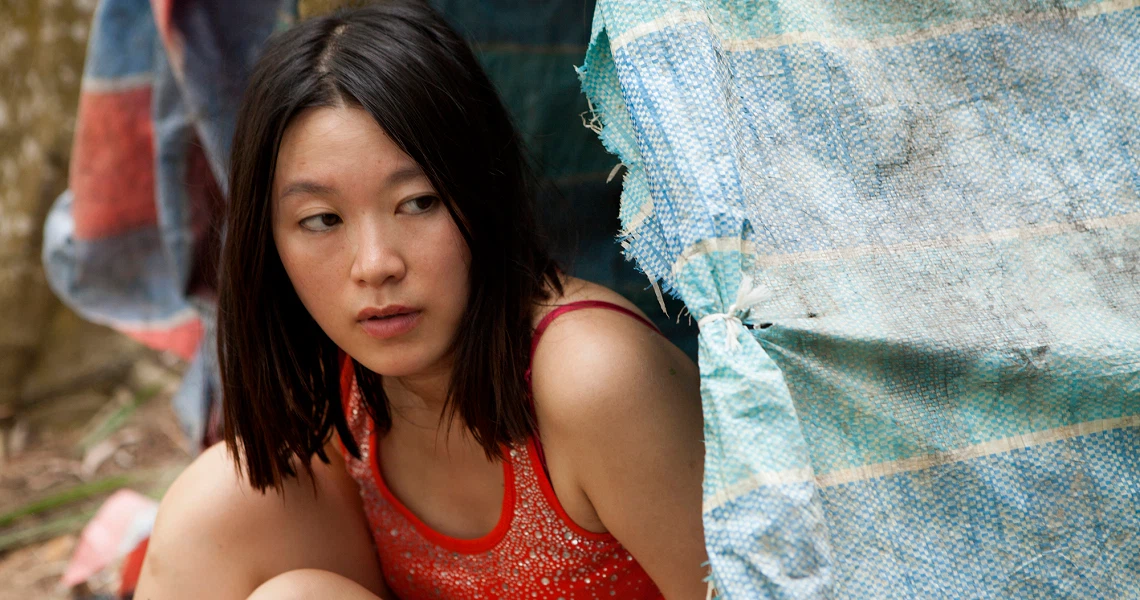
[273,106,426,199]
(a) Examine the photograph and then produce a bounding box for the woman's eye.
[299,213,341,231]
[402,195,438,214]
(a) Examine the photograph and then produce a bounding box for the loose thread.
[649,277,668,316]
[607,162,625,183]
[579,98,604,135]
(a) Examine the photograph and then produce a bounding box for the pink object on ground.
[61,489,159,588]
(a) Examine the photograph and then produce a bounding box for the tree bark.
[0,1,93,425]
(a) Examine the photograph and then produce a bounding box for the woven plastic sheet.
[580,1,1140,597]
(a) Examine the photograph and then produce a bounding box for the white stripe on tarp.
[702,467,814,513]
[671,237,760,278]
[611,0,1140,53]
[81,74,152,94]
[727,0,1140,52]
[622,195,656,234]
[703,414,1140,513]
[671,210,1140,277]
[610,10,709,51]
[816,414,1140,488]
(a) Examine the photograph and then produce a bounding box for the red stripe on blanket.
[119,317,203,360]
[70,89,157,240]
[151,0,172,36]
[151,0,185,75]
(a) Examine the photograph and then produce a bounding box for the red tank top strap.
[525,300,659,394]
[528,299,659,362]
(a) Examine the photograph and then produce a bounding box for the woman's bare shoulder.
[529,275,698,427]
[150,442,347,539]
[137,441,386,599]
[138,443,274,598]
[527,278,708,597]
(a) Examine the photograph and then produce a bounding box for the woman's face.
[272,105,470,379]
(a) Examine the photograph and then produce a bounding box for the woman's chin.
[349,350,443,379]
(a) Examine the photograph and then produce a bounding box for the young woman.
[135,3,707,599]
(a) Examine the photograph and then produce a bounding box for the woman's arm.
[134,440,390,600]
[531,308,709,600]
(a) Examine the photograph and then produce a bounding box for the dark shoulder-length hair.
[218,0,561,491]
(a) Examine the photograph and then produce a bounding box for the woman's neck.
[381,363,488,452]
[383,361,454,426]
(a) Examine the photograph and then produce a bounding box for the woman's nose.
[349,225,406,286]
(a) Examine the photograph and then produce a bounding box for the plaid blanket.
[42,0,286,446]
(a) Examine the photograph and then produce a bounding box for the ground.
[0,339,193,600]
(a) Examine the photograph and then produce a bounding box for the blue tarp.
[581,0,1140,597]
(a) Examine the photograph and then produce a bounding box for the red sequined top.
[339,301,664,599]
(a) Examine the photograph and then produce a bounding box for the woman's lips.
[358,311,421,340]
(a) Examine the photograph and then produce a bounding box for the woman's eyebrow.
[278,180,338,202]
[277,165,426,202]
[386,164,427,185]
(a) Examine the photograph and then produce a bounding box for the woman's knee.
[246,569,382,600]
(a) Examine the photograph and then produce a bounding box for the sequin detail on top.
[340,373,663,600]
